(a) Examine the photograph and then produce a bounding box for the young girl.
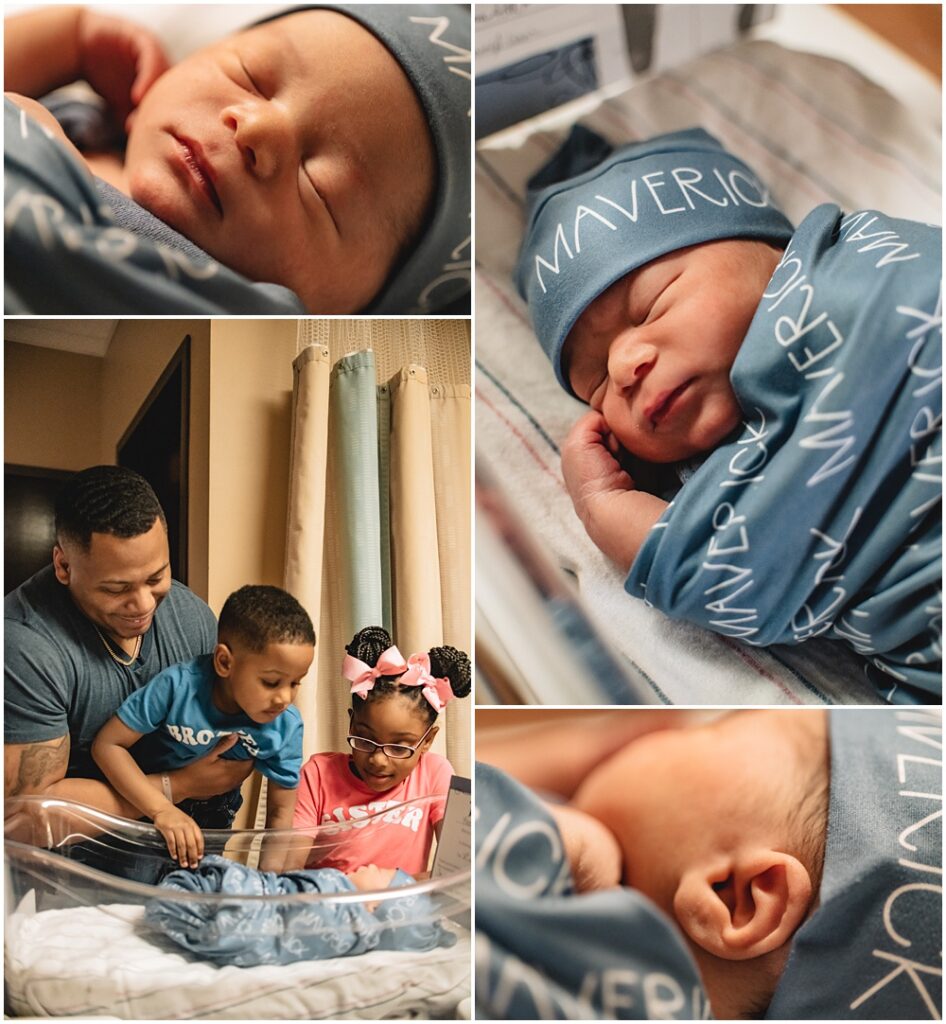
[291,626,470,875]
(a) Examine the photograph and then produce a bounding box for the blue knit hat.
[767,709,942,1019]
[515,125,795,396]
[258,6,470,314]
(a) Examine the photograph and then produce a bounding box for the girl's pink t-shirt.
[292,751,453,875]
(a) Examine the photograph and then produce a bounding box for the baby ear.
[673,850,812,961]
[212,642,233,677]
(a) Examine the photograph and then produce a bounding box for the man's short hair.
[218,585,316,652]
[55,466,166,550]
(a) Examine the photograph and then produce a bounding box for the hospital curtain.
[283,319,471,781]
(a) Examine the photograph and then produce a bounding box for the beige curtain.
[283,320,471,781]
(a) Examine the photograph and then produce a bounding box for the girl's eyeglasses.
[346,722,435,760]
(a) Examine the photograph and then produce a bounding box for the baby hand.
[77,9,170,128]
[347,864,397,892]
[561,411,668,571]
[561,411,635,524]
[547,803,623,893]
[153,806,204,869]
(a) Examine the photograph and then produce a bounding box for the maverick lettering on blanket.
[850,710,942,1017]
[533,164,771,293]
[5,188,220,282]
[697,409,771,641]
[626,204,942,700]
[475,765,710,1021]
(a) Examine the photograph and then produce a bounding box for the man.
[5,465,252,875]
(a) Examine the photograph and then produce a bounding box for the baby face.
[571,712,805,914]
[562,239,782,463]
[123,11,435,311]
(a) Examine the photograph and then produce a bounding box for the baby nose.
[223,102,292,180]
[608,336,658,390]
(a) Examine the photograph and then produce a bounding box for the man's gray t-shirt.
[5,565,217,779]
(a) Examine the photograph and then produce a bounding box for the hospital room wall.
[4,343,101,470]
[204,318,298,614]
[97,319,212,598]
[5,319,306,612]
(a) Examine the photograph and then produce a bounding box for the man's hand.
[169,734,252,802]
[153,805,204,868]
[76,8,169,129]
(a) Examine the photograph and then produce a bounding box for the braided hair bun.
[345,627,472,724]
[428,645,472,699]
[346,626,395,670]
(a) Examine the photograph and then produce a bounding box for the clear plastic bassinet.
[5,795,471,1020]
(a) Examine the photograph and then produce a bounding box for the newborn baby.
[5,4,470,313]
[516,126,941,701]
[567,711,828,1019]
[479,708,941,1020]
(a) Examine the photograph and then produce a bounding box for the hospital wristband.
[161,773,173,804]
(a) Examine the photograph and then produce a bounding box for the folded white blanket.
[6,901,469,1019]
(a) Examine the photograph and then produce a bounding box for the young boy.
[476,708,941,1020]
[5,4,470,314]
[516,125,941,703]
[92,584,314,871]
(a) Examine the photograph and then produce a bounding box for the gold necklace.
[93,625,142,667]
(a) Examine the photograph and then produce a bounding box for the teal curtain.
[330,351,383,632]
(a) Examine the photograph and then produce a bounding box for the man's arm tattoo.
[7,736,70,795]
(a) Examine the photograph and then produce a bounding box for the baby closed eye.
[238,57,264,96]
[301,164,339,233]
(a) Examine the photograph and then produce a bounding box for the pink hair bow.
[342,645,408,699]
[400,653,454,713]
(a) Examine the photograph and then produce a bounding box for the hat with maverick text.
[258,5,471,314]
[515,125,795,396]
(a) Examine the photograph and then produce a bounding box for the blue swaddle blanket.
[145,854,454,966]
[768,709,942,1020]
[627,205,941,703]
[516,126,941,703]
[475,763,709,1020]
[4,98,305,314]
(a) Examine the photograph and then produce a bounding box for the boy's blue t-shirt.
[117,655,303,788]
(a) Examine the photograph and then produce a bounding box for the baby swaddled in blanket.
[4,5,470,315]
[146,855,455,966]
[476,709,942,1020]
[517,126,941,703]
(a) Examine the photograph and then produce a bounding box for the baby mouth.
[175,136,223,216]
[646,379,694,428]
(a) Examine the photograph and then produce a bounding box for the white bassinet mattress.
[6,898,470,1019]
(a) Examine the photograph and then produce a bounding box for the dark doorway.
[117,337,190,584]
[4,465,75,593]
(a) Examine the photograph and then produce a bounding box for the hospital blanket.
[627,204,941,704]
[145,855,454,967]
[475,763,709,1020]
[4,98,304,314]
